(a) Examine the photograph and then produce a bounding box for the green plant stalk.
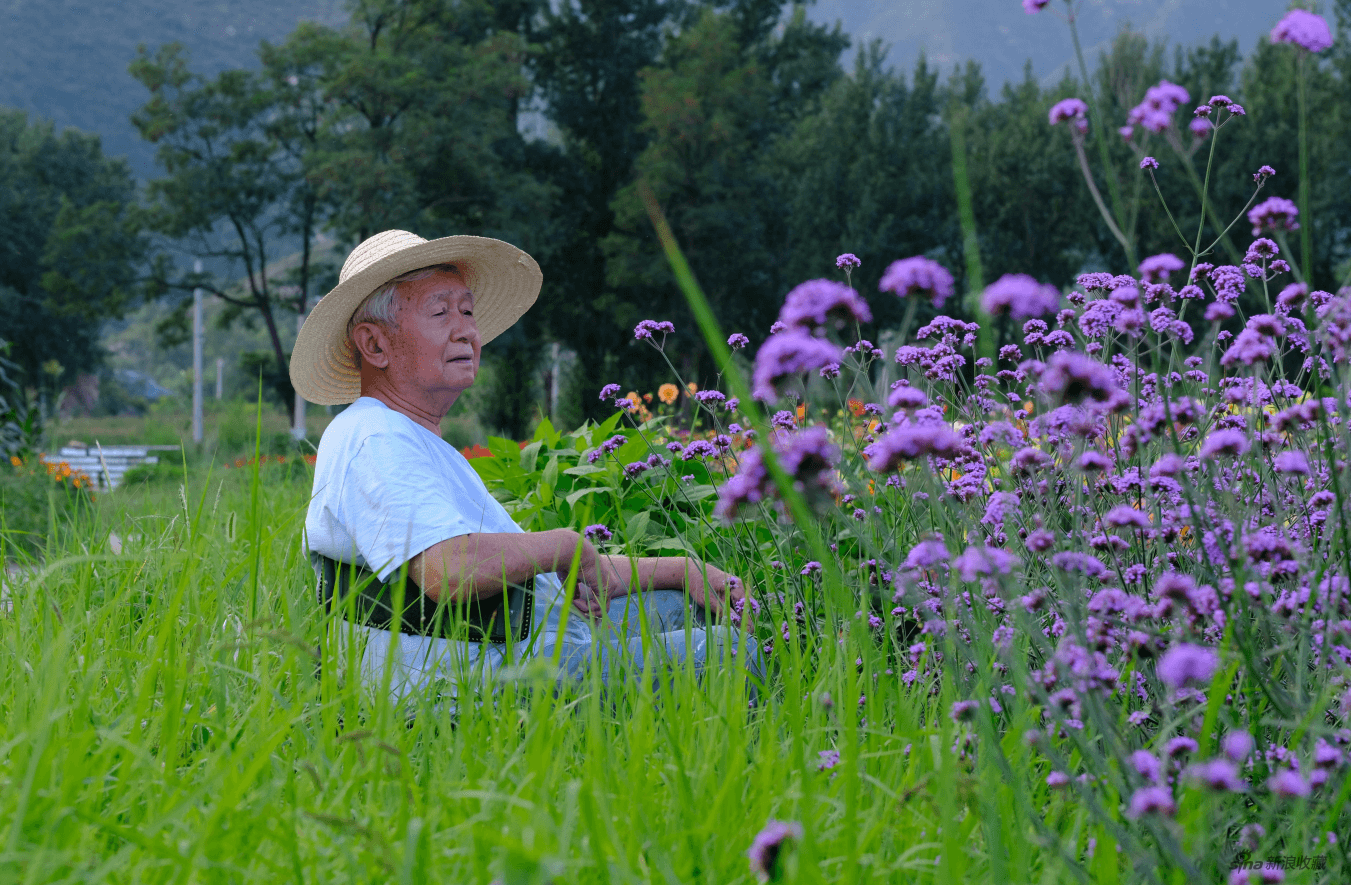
[1297,51,1313,285]
[637,182,837,578]
[1189,111,1222,270]
[1066,3,1136,268]
[949,104,993,366]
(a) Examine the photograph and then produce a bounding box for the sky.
[0,0,1312,179]
[808,0,1295,86]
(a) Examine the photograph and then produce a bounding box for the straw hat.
[289,230,542,405]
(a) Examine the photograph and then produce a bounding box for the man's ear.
[352,323,392,369]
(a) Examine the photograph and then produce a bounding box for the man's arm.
[409,529,621,616]
[606,555,747,616]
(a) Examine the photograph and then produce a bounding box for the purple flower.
[1199,429,1249,458]
[1022,0,1050,12]
[695,389,727,406]
[778,279,872,332]
[888,385,928,410]
[1130,750,1162,783]
[1077,451,1112,471]
[583,524,612,542]
[1187,759,1246,792]
[1274,450,1310,475]
[879,257,955,309]
[1157,642,1218,690]
[1222,731,1254,762]
[752,332,843,401]
[951,700,979,722]
[1050,551,1108,580]
[1140,156,1159,170]
[835,253,861,271]
[748,820,803,881]
[1048,98,1088,126]
[1045,770,1070,788]
[1127,80,1189,133]
[904,538,950,571]
[953,545,1017,581]
[1165,736,1198,758]
[1127,786,1176,818]
[1138,252,1184,283]
[817,749,840,771]
[1104,505,1149,528]
[1253,164,1275,183]
[1189,117,1211,138]
[865,424,967,471]
[682,440,718,460]
[623,461,650,479]
[727,332,750,349]
[1248,197,1300,236]
[1040,351,1122,404]
[1271,9,1334,53]
[715,427,840,520]
[599,383,622,401]
[634,319,675,340]
[800,561,822,576]
[1267,768,1311,798]
[981,274,1060,319]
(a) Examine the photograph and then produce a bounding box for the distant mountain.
[0,0,345,178]
[2,0,1306,180]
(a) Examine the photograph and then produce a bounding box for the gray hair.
[347,263,463,362]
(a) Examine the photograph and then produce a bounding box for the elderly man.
[291,230,759,706]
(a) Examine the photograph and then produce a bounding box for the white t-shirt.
[305,396,588,697]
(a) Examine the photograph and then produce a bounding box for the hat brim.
[289,235,542,406]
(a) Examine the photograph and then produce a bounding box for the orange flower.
[642,392,653,404]
[658,383,679,404]
[685,381,698,395]
[847,399,865,417]
[9,455,21,468]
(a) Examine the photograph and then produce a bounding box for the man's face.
[382,269,481,405]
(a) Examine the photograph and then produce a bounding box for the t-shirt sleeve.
[336,427,485,581]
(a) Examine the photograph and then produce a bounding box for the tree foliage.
[0,111,146,387]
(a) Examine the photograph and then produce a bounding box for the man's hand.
[557,536,623,621]
[686,563,750,623]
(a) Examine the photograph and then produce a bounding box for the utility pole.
[192,259,204,444]
[215,357,224,399]
[291,309,307,440]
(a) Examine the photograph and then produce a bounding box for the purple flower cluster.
[1127,80,1189,133]
[1271,9,1334,53]
[752,332,843,402]
[981,274,1060,319]
[777,279,872,332]
[879,257,955,309]
[1248,197,1300,236]
[716,427,840,520]
[1048,97,1088,133]
[633,319,675,340]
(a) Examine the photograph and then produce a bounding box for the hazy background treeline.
[3,0,1350,443]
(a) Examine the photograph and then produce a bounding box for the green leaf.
[519,440,543,474]
[541,454,559,489]
[624,510,651,541]
[563,465,607,477]
[565,487,607,507]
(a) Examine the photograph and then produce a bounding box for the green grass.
[1,461,991,884]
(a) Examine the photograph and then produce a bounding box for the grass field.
[0,459,978,884]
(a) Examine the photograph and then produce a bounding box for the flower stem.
[1066,4,1135,267]
[1297,51,1313,285]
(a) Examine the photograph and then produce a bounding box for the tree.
[131,44,308,411]
[0,110,146,391]
[602,6,848,386]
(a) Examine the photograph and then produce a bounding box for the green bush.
[0,459,95,556]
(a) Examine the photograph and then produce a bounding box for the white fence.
[44,444,181,491]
